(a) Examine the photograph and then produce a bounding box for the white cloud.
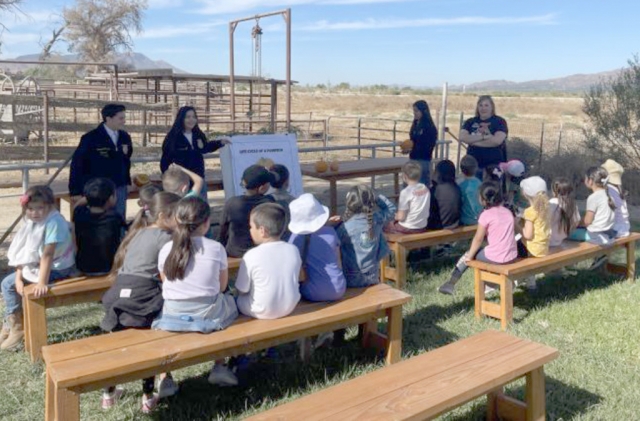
[300,13,558,31]
[140,20,226,39]
[195,0,417,15]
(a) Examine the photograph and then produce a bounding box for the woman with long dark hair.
[160,106,231,199]
[405,100,438,186]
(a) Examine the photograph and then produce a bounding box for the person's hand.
[15,278,24,296]
[327,215,342,226]
[169,163,186,172]
[33,283,49,299]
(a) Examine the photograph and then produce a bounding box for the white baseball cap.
[520,176,547,197]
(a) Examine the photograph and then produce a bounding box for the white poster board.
[220,133,303,199]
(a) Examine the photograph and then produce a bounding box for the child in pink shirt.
[439,181,518,295]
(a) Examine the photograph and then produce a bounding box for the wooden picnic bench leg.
[22,294,31,355]
[626,240,636,282]
[474,268,484,320]
[500,276,513,331]
[55,387,80,421]
[395,244,407,289]
[385,305,402,365]
[45,369,56,421]
[26,297,47,363]
[526,367,546,421]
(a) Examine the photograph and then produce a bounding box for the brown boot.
[0,320,9,345]
[0,313,24,351]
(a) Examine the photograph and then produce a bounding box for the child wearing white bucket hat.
[288,193,346,302]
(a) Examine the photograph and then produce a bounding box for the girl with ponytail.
[549,178,580,246]
[336,185,396,287]
[153,197,239,387]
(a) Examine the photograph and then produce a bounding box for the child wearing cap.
[217,165,275,257]
[517,176,551,289]
[288,193,346,302]
[500,159,528,214]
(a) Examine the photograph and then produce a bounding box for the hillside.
[453,69,621,93]
[0,52,187,74]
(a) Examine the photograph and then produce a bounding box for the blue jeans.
[414,160,431,186]
[115,185,128,219]
[1,267,74,318]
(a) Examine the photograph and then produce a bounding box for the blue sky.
[1,0,639,86]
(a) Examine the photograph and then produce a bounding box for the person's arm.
[159,272,167,282]
[459,129,485,145]
[219,268,229,292]
[160,135,176,173]
[123,133,133,159]
[15,267,24,296]
[69,135,91,198]
[395,210,408,222]
[395,188,410,222]
[202,135,232,154]
[235,260,250,295]
[468,131,507,148]
[465,225,487,262]
[171,163,204,196]
[33,243,56,298]
[522,220,535,241]
[376,194,397,222]
[583,210,595,227]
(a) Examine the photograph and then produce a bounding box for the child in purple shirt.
[439,181,518,295]
[288,193,346,302]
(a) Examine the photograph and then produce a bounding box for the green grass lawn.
[1,249,640,420]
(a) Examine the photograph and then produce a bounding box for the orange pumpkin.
[315,159,329,173]
[133,174,150,187]
[400,139,414,154]
[329,160,340,171]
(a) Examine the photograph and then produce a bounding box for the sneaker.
[589,255,608,270]
[208,364,239,387]
[141,394,159,414]
[101,387,125,410]
[315,332,334,349]
[439,269,463,295]
[157,375,179,399]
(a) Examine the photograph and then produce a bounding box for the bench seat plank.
[45,284,411,392]
[246,330,558,421]
[467,234,640,278]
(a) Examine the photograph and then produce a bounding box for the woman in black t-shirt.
[459,95,508,178]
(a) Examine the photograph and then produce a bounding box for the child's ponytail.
[344,185,377,240]
[163,197,211,281]
[109,192,180,281]
[552,178,578,236]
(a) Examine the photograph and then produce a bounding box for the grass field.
[1,238,639,420]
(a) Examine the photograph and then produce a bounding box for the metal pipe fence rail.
[0,141,451,200]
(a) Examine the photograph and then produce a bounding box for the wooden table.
[300,157,408,214]
[50,169,223,208]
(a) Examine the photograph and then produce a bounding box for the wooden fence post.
[43,93,49,175]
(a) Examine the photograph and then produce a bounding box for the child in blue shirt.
[457,155,482,225]
[288,193,346,302]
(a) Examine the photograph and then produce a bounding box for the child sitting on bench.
[384,160,430,234]
[549,177,581,247]
[2,186,75,351]
[439,182,518,295]
[153,197,238,387]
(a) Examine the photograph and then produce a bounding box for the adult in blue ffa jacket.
[69,104,132,218]
[160,106,230,198]
[459,95,508,178]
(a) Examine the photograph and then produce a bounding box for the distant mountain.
[452,69,622,93]
[0,52,188,74]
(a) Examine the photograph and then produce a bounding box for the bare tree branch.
[40,25,67,60]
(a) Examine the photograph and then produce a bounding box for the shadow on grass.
[443,377,602,421]
[48,325,103,344]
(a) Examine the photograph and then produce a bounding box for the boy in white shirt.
[236,203,302,319]
[384,160,430,234]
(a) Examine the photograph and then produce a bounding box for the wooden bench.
[42,284,411,421]
[467,233,640,330]
[23,257,243,363]
[246,330,559,421]
[23,276,112,363]
[381,226,477,288]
